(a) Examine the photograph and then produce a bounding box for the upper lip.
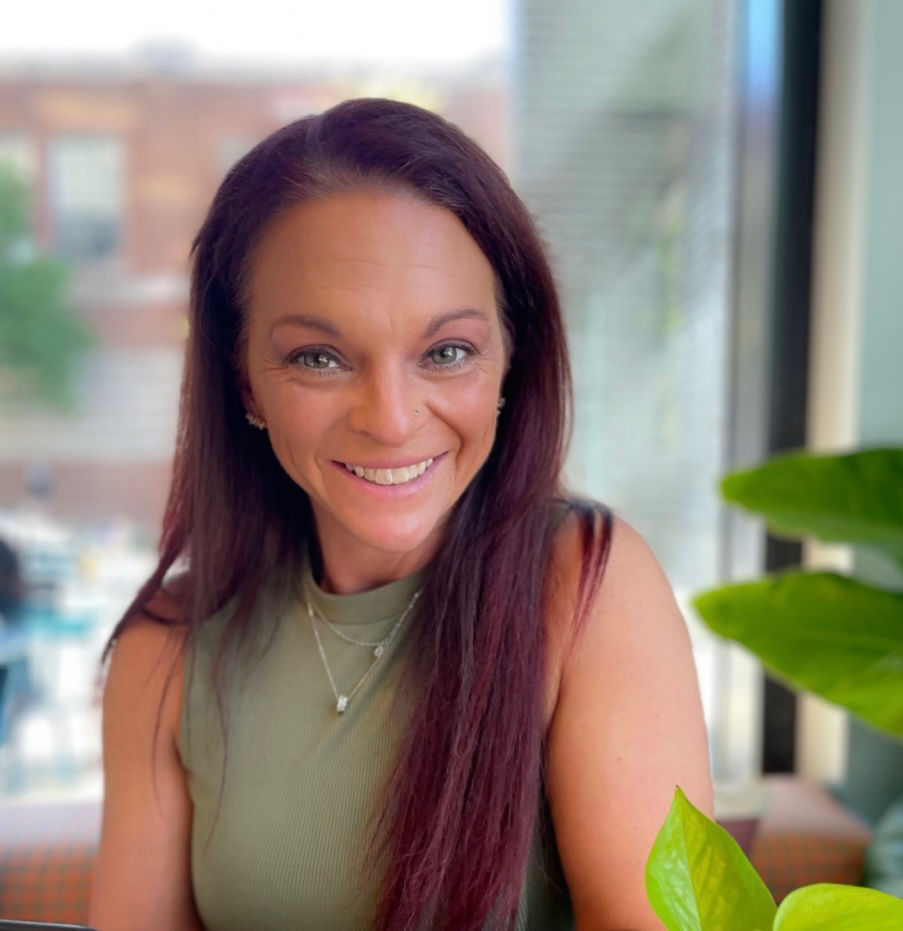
[335,454,439,470]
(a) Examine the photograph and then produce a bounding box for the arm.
[545,516,713,931]
[89,622,204,931]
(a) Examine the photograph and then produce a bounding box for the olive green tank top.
[180,560,573,930]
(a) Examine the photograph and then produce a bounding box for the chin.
[326,506,447,561]
[358,520,442,559]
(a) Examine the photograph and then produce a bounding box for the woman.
[90,98,712,931]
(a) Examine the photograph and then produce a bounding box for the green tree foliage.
[0,163,93,410]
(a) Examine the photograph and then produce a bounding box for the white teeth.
[342,458,433,486]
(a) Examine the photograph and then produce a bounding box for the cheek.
[448,388,501,455]
[267,429,312,489]
[263,395,328,473]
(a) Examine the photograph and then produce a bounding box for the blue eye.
[428,344,470,366]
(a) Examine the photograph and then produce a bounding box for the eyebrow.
[270,308,491,340]
[423,308,491,338]
[270,314,342,338]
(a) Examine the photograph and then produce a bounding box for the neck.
[314,535,438,595]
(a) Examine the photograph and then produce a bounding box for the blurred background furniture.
[749,775,873,903]
[0,775,887,922]
[0,798,98,924]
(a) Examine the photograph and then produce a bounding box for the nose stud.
[414,407,422,418]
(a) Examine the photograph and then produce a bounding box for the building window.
[48,135,124,262]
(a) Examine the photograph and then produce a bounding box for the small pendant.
[336,695,349,714]
[373,644,384,658]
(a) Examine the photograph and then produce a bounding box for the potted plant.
[645,447,903,929]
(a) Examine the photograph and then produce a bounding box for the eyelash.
[288,348,344,373]
[286,342,476,375]
[424,342,474,369]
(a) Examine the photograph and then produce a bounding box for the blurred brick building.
[0,52,507,531]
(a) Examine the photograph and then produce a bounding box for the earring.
[496,397,506,416]
[246,411,266,430]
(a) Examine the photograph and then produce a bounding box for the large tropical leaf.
[694,571,903,739]
[646,787,776,931]
[721,448,903,570]
[772,883,903,930]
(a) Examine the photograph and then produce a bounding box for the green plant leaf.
[773,883,903,930]
[646,787,776,930]
[694,571,903,739]
[721,448,903,570]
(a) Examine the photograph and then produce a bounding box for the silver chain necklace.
[305,587,422,715]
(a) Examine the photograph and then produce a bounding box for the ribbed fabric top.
[180,559,573,930]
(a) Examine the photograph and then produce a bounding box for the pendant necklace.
[306,586,422,715]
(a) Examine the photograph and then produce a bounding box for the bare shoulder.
[543,510,713,929]
[543,509,648,704]
[545,510,689,680]
[91,619,202,930]
[546,508,669,617]
[103,620,189,753]
[107,617,189,675]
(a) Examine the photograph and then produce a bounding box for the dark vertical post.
[760,0,822,773]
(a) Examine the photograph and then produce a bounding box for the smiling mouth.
[341,458,435,486]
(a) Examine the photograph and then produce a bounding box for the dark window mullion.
[760,0,822,773]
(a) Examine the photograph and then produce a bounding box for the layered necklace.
[305,585,422,715]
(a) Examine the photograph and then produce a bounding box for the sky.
[0,0,509,67]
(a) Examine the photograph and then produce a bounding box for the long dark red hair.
[113,98,610,930]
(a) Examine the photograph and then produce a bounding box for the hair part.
[110,97,610,931]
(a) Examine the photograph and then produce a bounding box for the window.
[47,135,124,262]
[1,1,790,803]
[515,0,752,781]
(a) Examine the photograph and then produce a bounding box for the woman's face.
[243,190,508,589]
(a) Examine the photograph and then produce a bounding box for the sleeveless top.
[179,558,574,930]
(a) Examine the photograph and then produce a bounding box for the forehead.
[245,190,498,319]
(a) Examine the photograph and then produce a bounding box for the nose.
[347,366,419,447]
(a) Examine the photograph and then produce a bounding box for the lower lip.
[331,455,444,497]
